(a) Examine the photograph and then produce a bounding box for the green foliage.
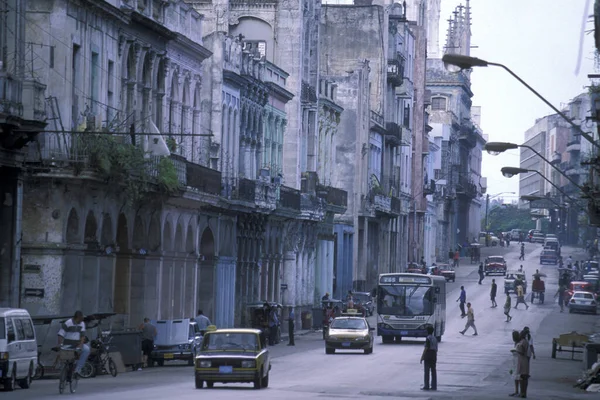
[483,205,537,232]
[77,134,179,206]
[156,157,179,195]
[166,136,177,152]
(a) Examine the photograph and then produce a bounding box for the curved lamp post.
[486,141,582,190]
[500,167,582,207]
[442,54,599,149]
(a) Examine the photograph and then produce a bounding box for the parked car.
[484,256,507,276]
[544,240,561,256]
[565,281,596,302]
[0,308,37,391]
[438,264,456,282]
[540,249,559,265]
[325,316,374,354]
[479,232,499,246]
[194,329,270,389]
[567,291,598,314]
[151,318,203,366]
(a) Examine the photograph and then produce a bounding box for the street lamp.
[500,167,583,207]
[486,142,582,190]
[441,54,599,149]
[484,191,515,246]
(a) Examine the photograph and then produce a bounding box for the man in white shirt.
[195,309,211,333]
[57,310,90,376]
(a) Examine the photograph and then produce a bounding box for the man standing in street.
[195,310,211,334]
[420,326,438,391]
[460,303,478,336]
[478,262,485,284]
[139,318,157,368]
[287,308,295,346]
[555,284,566,312]
[457,286,467,318]
[504,292,513,322]
[490,279,498,308]
[453,249,460,267]
[519,243,525,261]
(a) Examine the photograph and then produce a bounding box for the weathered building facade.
[0,0,48,308]
[426,0,485,258]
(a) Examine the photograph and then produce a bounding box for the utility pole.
[484,194,489,247]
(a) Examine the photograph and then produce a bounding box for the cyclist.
[57,310,90,377]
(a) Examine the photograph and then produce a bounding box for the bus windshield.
[377,285,434,316]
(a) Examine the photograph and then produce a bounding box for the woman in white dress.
[509,330,521,397]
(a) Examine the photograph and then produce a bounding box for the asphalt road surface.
[4,243,596,399]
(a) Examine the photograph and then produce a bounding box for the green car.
[194,329,271,389]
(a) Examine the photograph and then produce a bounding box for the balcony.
[186,162,222,195]
[458,124,476,149]
[317,184,348,213]
[149,154,187,186]
[423,179,436,196]
[391,196,402,215]
[278,185,301,212]
[237,178,256,202]
[456,176,478,199]
[385,122,404,146]
[370,110,384,128]
[387,56,405,87]
[301,81,317,103]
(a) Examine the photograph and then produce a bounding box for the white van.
[0,308,37,391]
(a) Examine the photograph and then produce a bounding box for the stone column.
[282,251,297,306]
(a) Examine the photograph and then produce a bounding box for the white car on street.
[568,291,598,314]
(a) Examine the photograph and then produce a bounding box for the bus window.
[378,285,433,316]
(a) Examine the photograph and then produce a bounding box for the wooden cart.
[551,331,590,360]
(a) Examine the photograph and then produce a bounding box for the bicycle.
[79,336,117,378]
[52,346,79,394]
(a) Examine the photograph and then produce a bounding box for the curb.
[279,329,319,342]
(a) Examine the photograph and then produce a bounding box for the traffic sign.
[24,288,45,297]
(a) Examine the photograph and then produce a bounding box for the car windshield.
[542,251,555,255]
[377,285,433,316]
[352,294,370,303]
[202,332,258,351]
[488,257,504,263]
[0,318,4,339]
[330,319,367,330]
[574,293,594,299]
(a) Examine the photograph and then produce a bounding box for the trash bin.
[311,308,322,330]
[107,329,143,370]
[583,343,600,370]
[301,311,312,330]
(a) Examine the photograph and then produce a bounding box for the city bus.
[376,273,446,343]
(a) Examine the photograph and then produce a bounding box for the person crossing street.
[478,262,485,284]
[456,286,467,318]
[459,303,478,336]
[490,279,498,308]
[504,293,513,322]
[514,283,529,310]
[519,243,525,261]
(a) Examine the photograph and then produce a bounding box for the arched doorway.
[83,211,98,246]
[114,214,130,316]
[61,208,81,314]
[66,208,80,244]
[198,227,215,322]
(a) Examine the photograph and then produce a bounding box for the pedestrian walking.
[554,284,566,312]
[504,293,513,322]
[287,308,295,346]
[420,326,438,391]
[268,307,279,345]
[453,250,460,268]
[509,330,521,397]
[456,286,467,317]
[478,262,485,284]
[519,243,525,261]
[459,302,478,336]
[522,327,536,360]
[515,330,531,398]
[514,284,529,310]
[490,279,498,307]
[138,318,157,368]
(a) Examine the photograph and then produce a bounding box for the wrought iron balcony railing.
[186,161,222,195]
[278,185,301,211]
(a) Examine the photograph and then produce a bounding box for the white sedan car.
[568,291,598,314]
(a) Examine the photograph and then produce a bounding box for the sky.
[438,0,596,204]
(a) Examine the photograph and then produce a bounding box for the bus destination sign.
[379,275,431,285]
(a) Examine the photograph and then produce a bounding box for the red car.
[566,281,596,302]
[484,256,507,276]
[438,264,456,282]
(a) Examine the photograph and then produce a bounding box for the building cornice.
[266,82,294,102]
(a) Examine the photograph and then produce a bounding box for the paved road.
[4,243,597,399]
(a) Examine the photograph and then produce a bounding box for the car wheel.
[206,382,214,388]
[261,373,269,388]
[253,369,264,389]
[364,347,373,354]
[195,375,204,389]
[325,347,335,354]
[18,363,33,389]
[4,365,16,391]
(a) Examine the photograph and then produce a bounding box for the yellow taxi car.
[325,315,374,354]
[194,329,271,389]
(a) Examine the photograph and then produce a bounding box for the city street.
[4,244,597,400]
